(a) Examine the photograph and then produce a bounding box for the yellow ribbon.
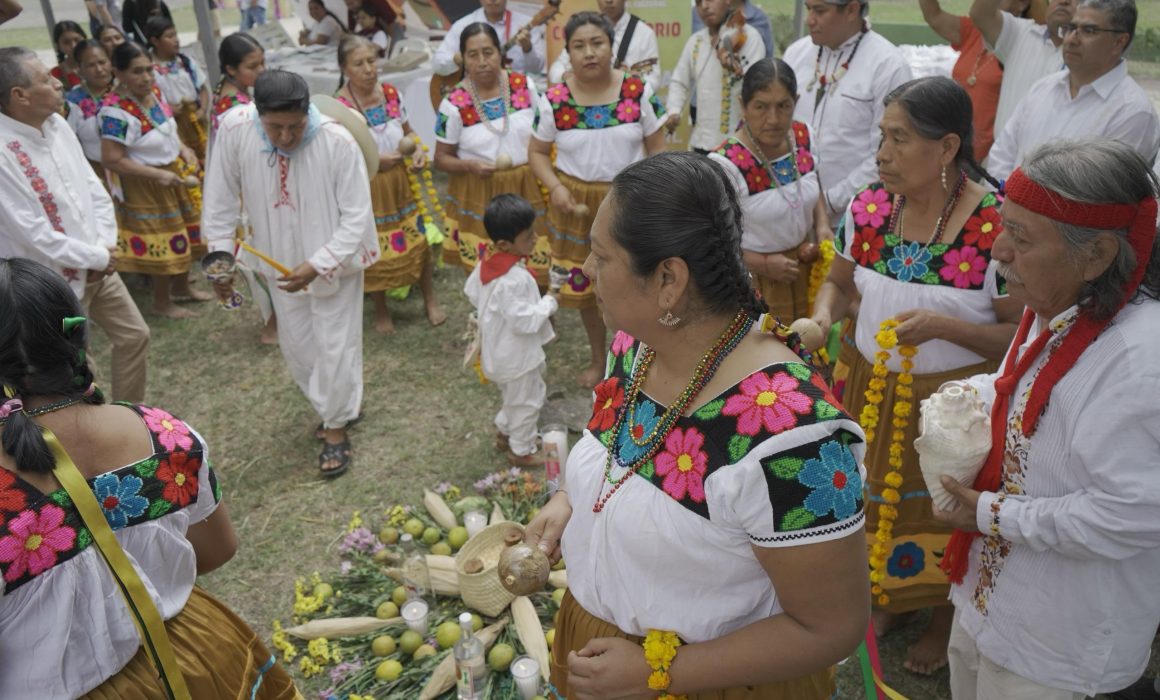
[235,239,293,276]
[46,428,192,700]
[872,667,910,700]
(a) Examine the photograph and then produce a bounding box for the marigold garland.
[860,318,918,606]
[403,138,449,245]
[643,630,688,699]
[806,238,835,308]
[177,157,202,211]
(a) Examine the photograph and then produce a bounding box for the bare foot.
[872,608,917,638]
[155,303,195,319]
[374,314,396,335]
[903,606,953,676]
[171,280,214,302]
[426,301,448,327]
[507,449,544,467]
[577,363,601,389]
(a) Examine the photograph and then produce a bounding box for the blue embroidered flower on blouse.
[94,473,150,529]
[583,104,612,129]
[887,241,932,282]
[797,439,862,521]
[887,541,925,579]
[480,97,506,121]
[100,116,129,141]
[614,398,661,466]
[435,111,448,138]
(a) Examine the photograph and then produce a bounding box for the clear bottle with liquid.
[400,533,431,601]
[454,611,487,699]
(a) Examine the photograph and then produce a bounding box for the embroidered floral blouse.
[435,71,539,168]
[211,90,252,135]
[532,74,665,183]
[65,84,109,163]
[835,182,1009,374]
[0,404,221,698]
[338,82,407,156]
[561,332,866,643]
[98,87,182,166]
[708,122,823,253]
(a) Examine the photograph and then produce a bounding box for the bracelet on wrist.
[643,630,688,699]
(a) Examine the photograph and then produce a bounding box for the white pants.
[271,275,364,428]
[495,365,546,456]
[948,610,1087,700]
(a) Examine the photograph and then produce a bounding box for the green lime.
[447,526,469,550]
[413,643,437,660]
[376,601,399,620]
[391,585,408,607]
[403,518,425,537]
[551,587,566,605]
[545,628,555,649]
[375,659,403,681]
[421,526,441,545]
[399,629,424,655]
[379,526,399,545]
[371,635,396,656]
[435,620,461,649]
[487,642,515,672]
[312,582,334,601]
[470,613,483,632]
[431,541,452,556]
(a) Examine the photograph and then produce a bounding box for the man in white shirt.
[0,48,149,403]
[432,0,545,77]
[970,0,1075,138]
[202,70,379,478]
[548,0,660,92]
[987,0,1159,181]
[783,0,912,220]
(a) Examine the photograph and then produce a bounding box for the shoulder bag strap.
[616,14,640,68]
[45,428,192,700]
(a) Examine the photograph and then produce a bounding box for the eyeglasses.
[1057,23,1127,39]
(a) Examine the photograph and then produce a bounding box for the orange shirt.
[951,17,1003,162]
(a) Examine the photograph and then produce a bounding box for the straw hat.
[310,94,380,179]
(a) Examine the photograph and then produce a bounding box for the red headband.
[942,167,1158,585]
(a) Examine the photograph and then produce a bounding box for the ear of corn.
[423,489,459,530]
[547,569,567,589]
[490,502,507,525]
[283,616,400,640]
[511,596,550,681]
[418,617,509,700]
[384,562,461,596]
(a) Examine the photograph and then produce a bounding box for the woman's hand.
[155,168,184,187]
[894,308,948,346]
[567,637,653,700]
[523,491,571,564]
[179,145,198,168]
[467,159,495,179]
[410,150,427,170]
[932,477,983,532]
[378,151,404,173]
[765,253,800,285]
[549,183,576,214]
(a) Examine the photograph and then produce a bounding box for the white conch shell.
[914,384,991,511]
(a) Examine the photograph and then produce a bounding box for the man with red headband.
[933,138,1160,699]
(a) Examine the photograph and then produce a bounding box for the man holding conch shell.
[201,70,379,478]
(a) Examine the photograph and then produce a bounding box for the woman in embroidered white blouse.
[525,152,870,700]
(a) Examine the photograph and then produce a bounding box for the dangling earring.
[658,311,681,327]
[941,165,948,192]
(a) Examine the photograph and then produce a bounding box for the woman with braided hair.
[523,151,870,700]
[210,33,265,139]
[0,257,300,698]
[798,76,1022,675]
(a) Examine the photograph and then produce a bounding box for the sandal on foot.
[318,439,352,478]
[315,413,364,440]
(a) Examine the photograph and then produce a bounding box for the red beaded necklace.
[593,311,754,514]
[886,169,968,248]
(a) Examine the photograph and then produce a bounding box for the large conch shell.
[914,384,991,512]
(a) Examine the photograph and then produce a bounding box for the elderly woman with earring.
[336,34,446,334]
[709,57,829,322]
[434,22,552,285]
[523,151,869,700]
[529,11,667,388]
[797,76,1021,676]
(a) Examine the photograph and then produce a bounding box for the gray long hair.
[1020,138,1160,320]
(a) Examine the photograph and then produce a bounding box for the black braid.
[0,259,106,474]
[712,197,768,320]
[965,153,1002,193]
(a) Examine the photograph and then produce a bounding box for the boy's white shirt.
[464,259,557,383]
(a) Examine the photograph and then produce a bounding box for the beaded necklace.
[126,89,176,137]
[593,311,754,513]
[0,397,83,426]
[808,27,867,113]
[887,170,968,249]
[741,122,803,210]
[466,71,511,136]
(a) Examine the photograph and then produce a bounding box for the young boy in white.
[464,194,559,467]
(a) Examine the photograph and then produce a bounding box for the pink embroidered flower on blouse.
[852,187,892,228]
[610,331,635,356]
[141,406,194,452]
[511,89,531,110]
[939,245,988,288]
[726,143,756,170]
[546,83,571,105]
[0,505,76,582]
[448,88,472,108]
[654,427,709,503]
[722,371,813,436]
[796,147,814,174]
[615,99,640,123]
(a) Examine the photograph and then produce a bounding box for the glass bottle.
[454,611,487,699]
[400,533,431,602]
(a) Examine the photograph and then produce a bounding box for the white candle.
[400,599,428,634]
[541,426,569,495]
[464,510,487,538]
[510,655,540,699]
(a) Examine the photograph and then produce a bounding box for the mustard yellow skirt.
[365,163,430,292]
[81,586,302,699]
[114,162,200,276]
[552,590,835,699]
[544,172,609,309]
[838,348,998,613]
[443,164,551,286]
[752,246,814,324]
[174,101,207,164]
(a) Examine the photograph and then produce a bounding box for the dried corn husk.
[547,569,567,589]
[423,489,458,530]
[283,616,401,640]
[490,502,507,524]
[512,596,550,681]
[426,554,457,572]
[384,562,461,596]
[418,617,508,700]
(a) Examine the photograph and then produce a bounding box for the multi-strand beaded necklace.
[593,310,754,513]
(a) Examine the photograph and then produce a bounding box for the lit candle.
[509,655,540,699]
[541,425,569,495]
[400,599,428,634]
[464,510,487,538]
